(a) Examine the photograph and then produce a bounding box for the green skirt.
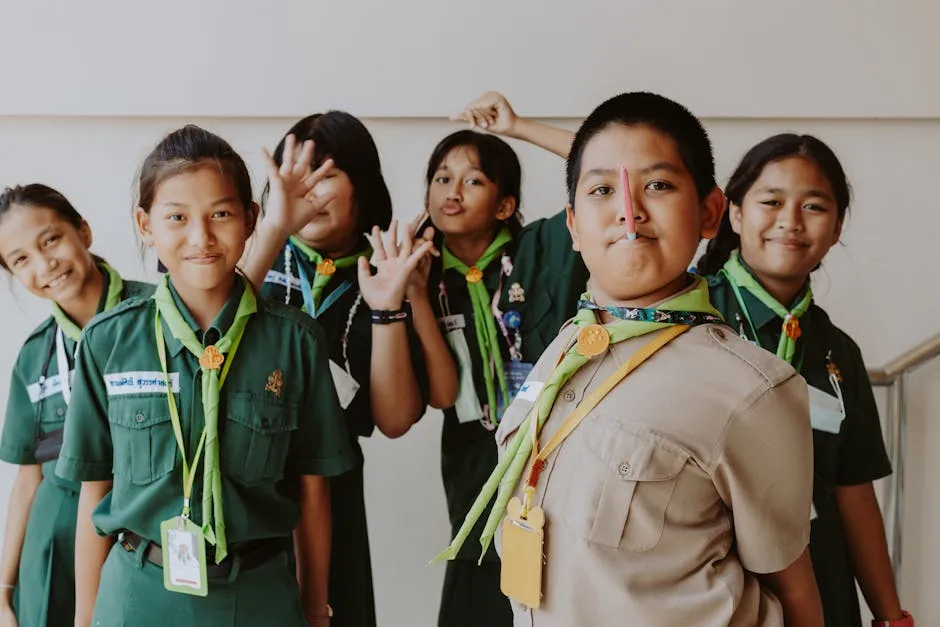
[92,542,306,626]
[16,478,77,627]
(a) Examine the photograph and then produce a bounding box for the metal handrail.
[868,333,940,385]
[867,332,940,580]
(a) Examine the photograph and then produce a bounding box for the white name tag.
[263,270,301,289]
[27,371,74,403]
[808,384,846,434]
[329,361,360,410]
[105,371,181,396]
[516,381,544,402]
[438,314,466,333]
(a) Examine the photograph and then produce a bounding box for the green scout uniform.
[0,267,151,627]
[260,238,429,627]
[708,264,892,627]
[56,277,355,626]
[430,211,588,627]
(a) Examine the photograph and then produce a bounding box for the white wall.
[1,0,939,119]
[0,1,938,625]
[0,115,937,626]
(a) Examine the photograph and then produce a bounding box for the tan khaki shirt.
[495,323,813,627]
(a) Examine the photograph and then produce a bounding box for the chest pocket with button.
[564,414,690,551]
[108,396,177,485]
[223,392,299,486]
[36,395,67,431]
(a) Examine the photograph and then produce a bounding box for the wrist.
[308,603,333,620]
[506,116,531,141]
[872,610,914,627]
[371,307,409,325]
[257,214,292,244]
[367,296,405,311]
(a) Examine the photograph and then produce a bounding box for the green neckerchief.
[434,275,720,563]
[153,274,257,563]
[441,228,513,422]
[288,236,370,311]
[51,263,123,341]
[720,250,812,364]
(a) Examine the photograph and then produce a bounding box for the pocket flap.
[584,418,689,482]
[108,397,171,429]
[227,393,299,434]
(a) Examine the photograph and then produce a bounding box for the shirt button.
[135,413,145,423]
[56,408,64,417]
[714,328,726,340]
[562,390,576,402]
[261,417,271,429]
[618,462,631,476]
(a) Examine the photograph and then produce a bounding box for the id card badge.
[500,496,544,609]
[329,360,360,410]
[808,384,846,435]
[439,313,466,333]
[160,517,208,597]
[444,326,485,424]
[497,361,534,417]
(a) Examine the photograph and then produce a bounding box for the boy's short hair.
[566,92,716,206]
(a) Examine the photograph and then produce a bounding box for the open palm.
[261,134,335,235]
[359,220,434,311]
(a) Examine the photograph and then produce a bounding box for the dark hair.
[137,124,254,214]
[424,130,524,236]
[262,111,392,234]
[696,133,851,276]
[566,92,716,207]
[0,184,102,270]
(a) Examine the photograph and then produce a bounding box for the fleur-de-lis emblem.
[199,346,225,370]
[508,282,526,303]
[266,369,284,396]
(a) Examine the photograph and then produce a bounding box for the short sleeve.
[0,358,39,465]
[288,323,355,477]
[836,342,892,485]
[712,374,813,574]
[55,334,113,481]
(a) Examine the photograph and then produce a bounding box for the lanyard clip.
[438,281,452,318]
[735,313,748,341]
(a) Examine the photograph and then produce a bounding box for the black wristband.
[371,308,409,324]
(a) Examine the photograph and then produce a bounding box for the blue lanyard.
[291,242,354,319]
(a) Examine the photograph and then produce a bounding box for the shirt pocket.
[563,415,689,551]
[38,397,68,430]
[223,392,299,486]
[108,396,176,486]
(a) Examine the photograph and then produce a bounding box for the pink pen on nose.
[621,166,637,240]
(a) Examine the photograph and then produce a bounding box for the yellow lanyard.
[522,324,690,515]
[155,313,239,519]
